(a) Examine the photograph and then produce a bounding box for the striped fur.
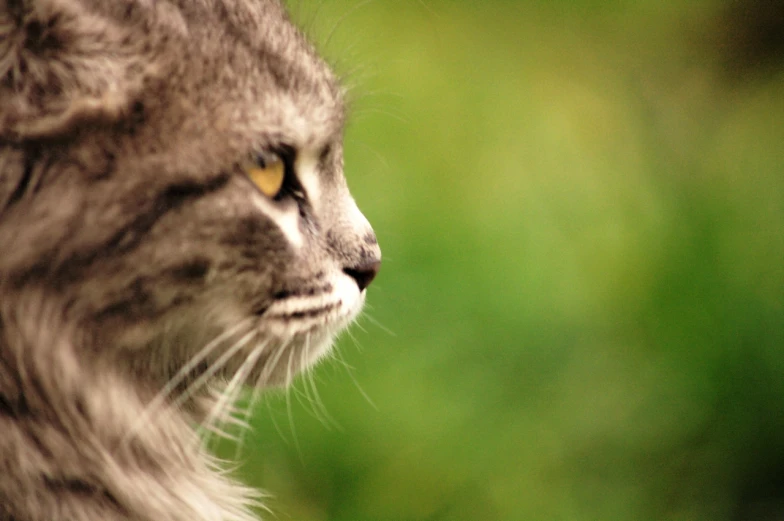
[0,0,381,519]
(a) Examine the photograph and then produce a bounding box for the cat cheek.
[250,197,303,249]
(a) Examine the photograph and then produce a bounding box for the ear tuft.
[0,0,159,142]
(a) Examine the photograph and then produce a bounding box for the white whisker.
[335,339,378,411]
[293,335,326,427]
[350,319,368,335]
[258,337,288,385]
[122,319,254,445]
[362,312,395,337]
[343,327,364,353]
[170,329,258,412]
[284,342,304,462]
[200,339,267,448]
[294,333,318,423]
[323,0,377,50]
[303,333,341,431]
[266,398,290,447]
[232,354,273,459]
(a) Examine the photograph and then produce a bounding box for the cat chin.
[251,332,337,388]
[257,304,366,387]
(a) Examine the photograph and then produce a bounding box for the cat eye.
[243,151,286,198]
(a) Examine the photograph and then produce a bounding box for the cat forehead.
[173,0,346,147]
[236,50,346,147]
[238,92,345,150]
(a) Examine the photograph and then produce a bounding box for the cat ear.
[0,0,159,141]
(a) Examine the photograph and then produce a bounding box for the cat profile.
[0,1,381,520]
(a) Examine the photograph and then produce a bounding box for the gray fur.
[0,0,381,519]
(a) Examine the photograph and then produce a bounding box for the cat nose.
[343,260,381,292]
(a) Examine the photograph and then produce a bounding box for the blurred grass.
[215,1,784,520]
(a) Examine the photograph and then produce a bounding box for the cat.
[0,0,381,520]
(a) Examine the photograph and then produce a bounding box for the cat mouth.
[261,298,358,334]
[259,273,365,337]
[240,278,365,385]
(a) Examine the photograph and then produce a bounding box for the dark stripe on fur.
[101,174,231,258]
[273,283,332,300]
[92,281,199,323]
[0,331,30,418]
[19,174,230,286]
[5,150,35,207]
[0,394,20,418]
[2,144,48,210]
[91,260,210,321]
[0,389,32,418]
[43,476,127,515]
[166,258,211,281]
[268,302,338,320]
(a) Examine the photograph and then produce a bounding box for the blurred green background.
[218,1,784,519]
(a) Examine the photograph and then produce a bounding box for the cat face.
[0,0,380,390]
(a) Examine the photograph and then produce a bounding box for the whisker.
[161,320,254,405]
[250,338,300,451]
[284,342,304,463]
[415,0,439,20]
[121,319,254,445]
[200,340,266,447]
[304,0,328,36]
[233,355,272,459]
[202,423,242,445]
[294,334,337,430]
[307,368,342,431]
[170,329,258,412]
[362,312,396,337]
[305,334,342,431]
[351,319,368,335]
[350,106,410,125]
[294,333,320,424]
[336,337,378,411]
[258,336,289,385]
[139,330,259,451]
[323,0,378,50]
[266,398,290,447]
[343,327,364,353]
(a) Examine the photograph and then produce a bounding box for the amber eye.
[243,151,286,198]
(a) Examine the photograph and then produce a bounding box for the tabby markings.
[252,197,302,248]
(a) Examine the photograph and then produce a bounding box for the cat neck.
[0,312,259,521]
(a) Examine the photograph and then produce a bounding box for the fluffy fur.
[0,1,381,519]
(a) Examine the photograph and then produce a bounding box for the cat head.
[0,0,380,391]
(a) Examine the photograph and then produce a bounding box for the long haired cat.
[0,0,381,519]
